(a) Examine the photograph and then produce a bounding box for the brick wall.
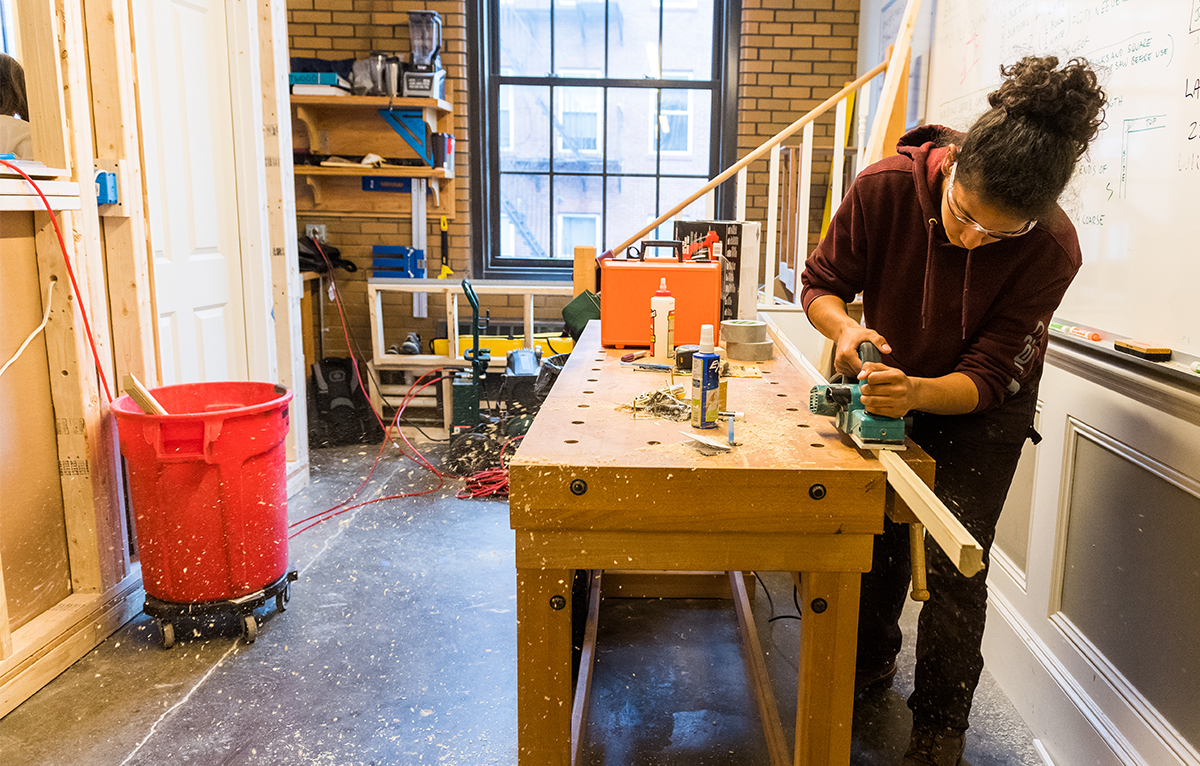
[288,0,500,362]
[737,0,861,300]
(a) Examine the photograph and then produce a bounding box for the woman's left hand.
[858,363,916,418]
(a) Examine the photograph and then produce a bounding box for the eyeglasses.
[945,164,1037,239]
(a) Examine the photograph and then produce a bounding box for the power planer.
[809,341,906,449]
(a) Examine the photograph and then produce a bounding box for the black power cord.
[753,571,802,623]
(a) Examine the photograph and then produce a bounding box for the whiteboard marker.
[1050,322,1100,342]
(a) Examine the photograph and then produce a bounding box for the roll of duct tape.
[726,339,774,361]
[720,319,768,345]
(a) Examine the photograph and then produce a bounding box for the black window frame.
[467,0,742,281]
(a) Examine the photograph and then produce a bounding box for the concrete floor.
[0,440,1045,765]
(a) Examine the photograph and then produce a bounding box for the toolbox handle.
[627,239,683,263]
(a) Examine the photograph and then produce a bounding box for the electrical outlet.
[305,224,326,242]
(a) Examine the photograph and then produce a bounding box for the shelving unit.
[365,279,575,430]
[291,95,455,219]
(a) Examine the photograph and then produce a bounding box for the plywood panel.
[0,211,71,630]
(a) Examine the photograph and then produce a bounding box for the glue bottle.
[650,277,675,363]
[691,324,720,429]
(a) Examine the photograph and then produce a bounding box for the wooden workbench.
[508,321,933,765]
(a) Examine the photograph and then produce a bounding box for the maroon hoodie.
[800,125,1082,414]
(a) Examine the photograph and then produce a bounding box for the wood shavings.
[616,382,691,421]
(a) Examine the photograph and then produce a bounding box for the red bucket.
[113,382,293,604]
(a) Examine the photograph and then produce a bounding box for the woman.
[0,53,33,159]
[801,56,1106,766]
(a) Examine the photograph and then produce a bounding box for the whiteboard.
[926,0,1200,356]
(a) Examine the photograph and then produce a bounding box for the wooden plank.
[510,465,884,534]
[0,196,82,211]
[602,571,751,599]
[573,245,596,297]
[0,573,143,717]
[368,279,573,295]
[569,570,601,766]
[295,174,456,219]
[19,0,71,170]
[0,179,78,196]
[764,144,781,300]
[294,165,449,178]
[258,0,307,467]
[517,568,574,766]
[878,450,984,577]
[794,571,860,766]
[517,531,874,573]
[865,0,921,164]
[730,571,791,766]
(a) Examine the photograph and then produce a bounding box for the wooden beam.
[878,450,984,577]
[19,0,71,171]
[730,571,791,766]
[569,571,601,766]
[83,0,160,388]
[865,0,922,164]
[259,0,308,469]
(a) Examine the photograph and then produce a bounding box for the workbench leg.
[517,568,574,766]
[794,571,860,766]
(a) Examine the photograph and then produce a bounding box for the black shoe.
[854,659,897,697]
[400,332,421,354]
[903,723,966,766]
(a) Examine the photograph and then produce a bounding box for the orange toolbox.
[600,240,721,348]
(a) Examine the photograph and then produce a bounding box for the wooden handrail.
[604,58,888,258]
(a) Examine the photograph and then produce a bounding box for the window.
[1,0,15,54]
[651,72,694,156]
[469,0,739,278]
[558,213,599,258]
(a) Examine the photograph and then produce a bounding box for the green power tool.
[808,341,906,449]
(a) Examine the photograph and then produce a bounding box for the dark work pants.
[855,380,1039,731]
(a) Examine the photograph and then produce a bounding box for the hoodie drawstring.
[922,218,937,330]
[961,250,972,340]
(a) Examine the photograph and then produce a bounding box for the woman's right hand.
[832,327,891,378]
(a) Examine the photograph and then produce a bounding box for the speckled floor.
[0,440,1044,765]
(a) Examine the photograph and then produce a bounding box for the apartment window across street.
[469,0,740,279]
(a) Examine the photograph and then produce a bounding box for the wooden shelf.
[293,165,449,179]
[291,94,456,220]
[292,95,451,157]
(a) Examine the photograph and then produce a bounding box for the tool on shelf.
[438,215,453,278]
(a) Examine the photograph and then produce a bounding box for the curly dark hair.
[955,56,1107,218]
[0,53,28,120]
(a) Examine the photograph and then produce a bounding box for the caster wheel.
[160,620,175,649]
[243,615,257,644]
[276,583,290,613]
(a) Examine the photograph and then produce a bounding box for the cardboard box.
[673,220,762,321]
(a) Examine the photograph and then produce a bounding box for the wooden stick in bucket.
[122,374,169,415]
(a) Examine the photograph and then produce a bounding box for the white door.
[133,0,248,385]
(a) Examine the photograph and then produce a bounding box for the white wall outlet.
[305,224,326,242]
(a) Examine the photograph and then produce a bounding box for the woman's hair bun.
[987,56,1106,159]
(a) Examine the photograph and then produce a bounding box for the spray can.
[650,278,675,363]
[691,324,720,429]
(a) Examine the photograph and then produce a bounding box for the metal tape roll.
[726,339,774,361]
[720,319,768,345]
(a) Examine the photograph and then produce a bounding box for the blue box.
[362,177,412,193]
[372,246,425,279]
[289,72,339,85]
[95,169,118,205]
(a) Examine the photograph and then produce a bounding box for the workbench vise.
[808,342,906,448]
